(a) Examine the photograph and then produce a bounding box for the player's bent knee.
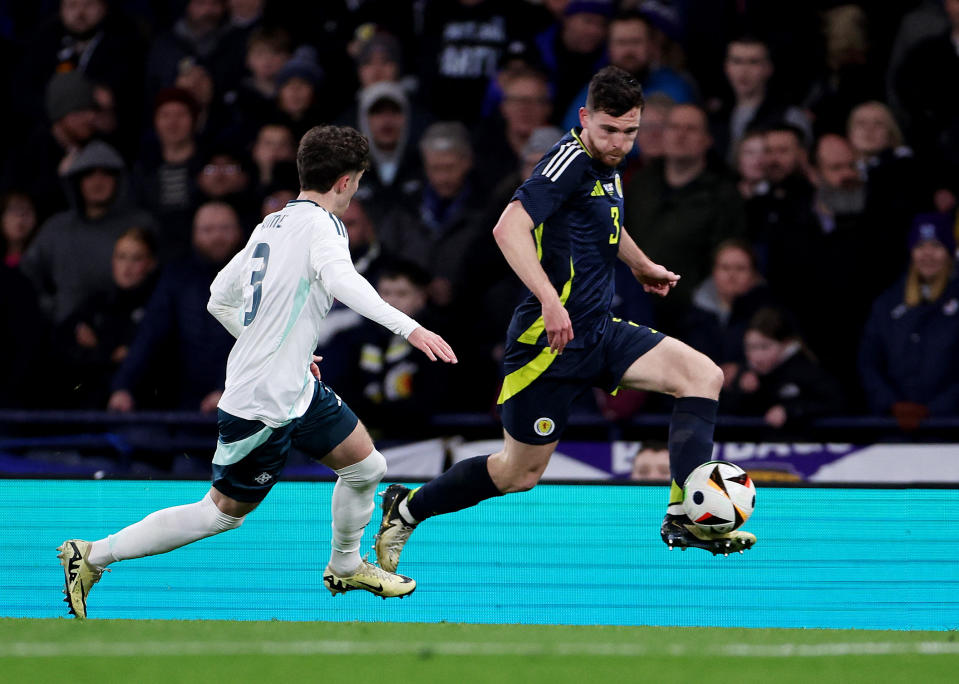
[338,449,388,486]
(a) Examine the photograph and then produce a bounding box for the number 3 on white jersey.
[244,243,271,326]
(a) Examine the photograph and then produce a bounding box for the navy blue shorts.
[498,317,664,445]
[211,381,359,502]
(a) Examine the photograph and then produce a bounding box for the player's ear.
[578,106,589,129]
[335,173,351,193]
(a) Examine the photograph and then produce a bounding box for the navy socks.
[667,396,719,511]
[406,455,503,522]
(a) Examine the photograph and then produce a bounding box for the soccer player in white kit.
[57,126,457,618]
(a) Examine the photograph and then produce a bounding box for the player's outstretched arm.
[492,201,573,353]
[408,327,457,363]
[616,228,680,297]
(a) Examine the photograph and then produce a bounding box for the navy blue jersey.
[506,128,625,348]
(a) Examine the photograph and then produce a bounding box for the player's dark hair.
[297,125,370,193]
[585,65,645,116]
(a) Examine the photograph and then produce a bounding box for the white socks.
[87,492,244,568]
[328,450,387,575]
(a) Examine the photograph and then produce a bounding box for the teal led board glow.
[3,480,957,629]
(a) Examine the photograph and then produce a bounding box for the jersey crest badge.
[534,417,555,436]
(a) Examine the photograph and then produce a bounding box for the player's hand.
[408,327,457,363]
[632,262,680,297]
[543,298,573,354]
[310,355,323,380]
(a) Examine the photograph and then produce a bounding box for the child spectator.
[1,192,38,268]
[57,228,159,408]
[723,307,844,432]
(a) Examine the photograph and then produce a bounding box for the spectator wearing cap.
[352,82,424,219]
[535,0,612,121]
[418,0,516,125]
[2,71,101,221]
[560,11,697,131]
[20,140,157,324]
[273,46,326,140]
[472,67,553,190]
[133,88,205,261]
[145,0,230,100]
[859,212,959,428]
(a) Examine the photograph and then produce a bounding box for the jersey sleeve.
[511,143,589,227]
[208,239,254,338]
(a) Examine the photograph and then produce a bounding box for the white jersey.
[208,199,418,427]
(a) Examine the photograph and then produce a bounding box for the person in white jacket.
[57,125,457,618]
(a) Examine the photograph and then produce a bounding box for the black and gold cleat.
[661,514,756,556]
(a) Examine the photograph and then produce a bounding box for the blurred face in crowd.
[367,99,406,152]
[199,154,249,198]
[423,148,472,199]
[744,330,785,376]
[635,101,669,159]
[61,0,106,36]
[816,135,861,190]
[763,130,805,184]
[260,189,295,218]
[500,75,552,138]
[186,0,225,35]
[359,50,400,88]
[58,109,98,145]
[192,203,243,263]
[736,133,767,183]
[378,275,426,318]
[663,105,711,164]
[112,234,156,290]
[79,168,117,210]
[713,245,757,303]
[175,64,214,108]
[229,0,263,20]
[912,240,952,282]
[278,77,314,119]
[630,447,671,482]
[154,101,195,147]
[247,43,289,83]
[725,42,772,100]
[340,198,375,250]
[847,102,895,157]
[947,0,959,31]
[252,125,295,169]
[581,106,640,167]
[608,18,652,74]
[2,195,37,248]
[563,12,608,54]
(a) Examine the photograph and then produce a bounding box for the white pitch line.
[1,640,959,658]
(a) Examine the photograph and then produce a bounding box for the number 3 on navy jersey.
[244,243,270,326]
[609,207,621,245]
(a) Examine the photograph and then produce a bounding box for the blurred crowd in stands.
[1,0,958,438]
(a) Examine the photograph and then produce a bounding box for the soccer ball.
[682,461,756,534]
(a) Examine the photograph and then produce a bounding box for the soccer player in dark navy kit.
[375,66,756,568]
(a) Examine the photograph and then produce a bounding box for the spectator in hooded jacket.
[20,140,157,325]
[859,213,959,431]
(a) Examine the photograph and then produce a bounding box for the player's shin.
[329,449,387,575]
[667,397,719,514]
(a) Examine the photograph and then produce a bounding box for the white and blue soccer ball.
[682,461,756,534]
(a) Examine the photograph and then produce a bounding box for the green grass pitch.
[2,619,957,683]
